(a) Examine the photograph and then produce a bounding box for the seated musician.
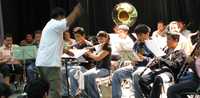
[151,20,167,50]
[112,24,154,98]
[83,31,111,98]
[20,33,34,46]
[0,34,23,86]
[167,49,200,98]
[63,30,76,49]
[72,27,93,68]
[168,21,193,56]
[33,30,42,48]
[67,31,110,97]
[110,25,135,70]
[26,30,42,82]
[66,28,93,96]
[137,32,187,98]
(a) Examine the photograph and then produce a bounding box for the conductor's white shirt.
[36,19,68,67]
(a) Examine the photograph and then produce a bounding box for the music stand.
[61,55,76,97]
[12,46,37,83]
[12,46,37,60]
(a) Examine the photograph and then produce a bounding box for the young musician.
[63,30,76,49]
[0,34,22,86]
[178,20,192,39]
[83,31,111,98]
[20,33,34,46]
[112,24,154,98]
[35,3,81,98]
[61,28,92,96]
[168,21,193,55]
[138,32,187,98]
[151,21,167,49]
[167,52,200,98]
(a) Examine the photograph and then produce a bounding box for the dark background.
[1,0,200,43]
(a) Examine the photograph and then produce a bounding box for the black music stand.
[62,57,76,97]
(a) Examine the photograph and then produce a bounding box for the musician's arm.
[63,49,74,56]
[162,51,187,68]
[0,52,10,64]
[66,3,81,26]
[86,50,109,61]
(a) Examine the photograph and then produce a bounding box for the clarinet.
[176,40,200,83]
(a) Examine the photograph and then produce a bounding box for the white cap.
[117,25,129,31]
[168,31,179,35]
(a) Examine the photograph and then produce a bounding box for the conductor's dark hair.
[50,7,66,19]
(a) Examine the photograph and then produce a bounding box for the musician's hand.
[186,56,194,65]
[85,51,91,57]
[137,53,144,61]
[64,49,74,56]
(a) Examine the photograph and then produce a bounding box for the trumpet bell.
[112,2,138,27]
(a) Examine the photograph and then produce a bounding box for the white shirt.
[151,31,167,49]
[36,19,68,67]
[109,33,134,55]
[176,34,193,56]
[180,29,191,39]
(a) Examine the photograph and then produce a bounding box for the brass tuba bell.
[112,2,138,27]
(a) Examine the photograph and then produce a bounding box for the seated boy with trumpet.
[135,32,187,98]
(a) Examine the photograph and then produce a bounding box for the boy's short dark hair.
[34,30,42,34]
[26,78,50,98]
[4,33,13,39]
[167,33,180,42]
[157,20,166,25]
[50,7,66,19]
[134,24,151,35]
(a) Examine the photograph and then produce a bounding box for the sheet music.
[119,50,142,62]
[62,48,88,58]
[12,45,37,60]
[145,40,166,57]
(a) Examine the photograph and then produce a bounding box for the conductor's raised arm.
[66,3,81,26]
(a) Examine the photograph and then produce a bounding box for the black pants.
[139,72,163,98]
[139,68,171,98]
[167,76,200,98]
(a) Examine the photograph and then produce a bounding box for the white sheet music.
[119,50,142,62]
[62,48,88,58]
[145,40,166,57]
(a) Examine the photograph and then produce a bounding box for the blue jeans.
[27,62,37,82]
[112,65,135,98]
[167,77,200,98]
[68,66,87,96]
[84,67,110,98]
[131,69,145,98]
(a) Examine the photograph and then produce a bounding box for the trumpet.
[139,57,163,76]
[139,54,174,76]
[176,40,200,82]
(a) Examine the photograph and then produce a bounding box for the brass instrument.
[112,2,138,27]
[176,40,200,82]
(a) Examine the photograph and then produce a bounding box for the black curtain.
[0,0,4,45]
[1,0,200,43]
